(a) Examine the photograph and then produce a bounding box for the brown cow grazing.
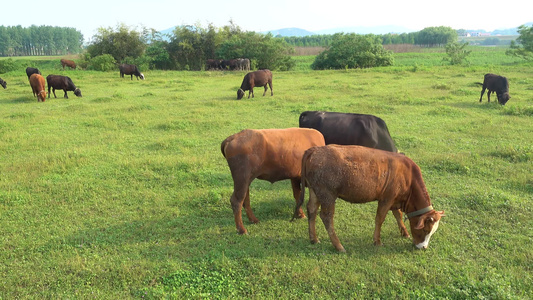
[25,67,41,80]
[29,74,47,102]
[119,64,144,80]
[46,75,82,99]
[60,59,76,70]
[221,128,325,234]
[476,73,511,105]
[237,69,273,100]
[294,145,444,252]
[0,77,6,89]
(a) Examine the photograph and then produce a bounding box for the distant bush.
[443,41,471,65]
[87,54,117,71]
[311,33,394,70]
[0,58,17,73]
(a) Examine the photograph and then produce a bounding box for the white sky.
[1,0,530,40]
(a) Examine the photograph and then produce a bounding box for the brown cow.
[60,59,76,70]
[29,74,46,102]
[237,69,273,100]
[294,145,444,252]
[221,128,325,234]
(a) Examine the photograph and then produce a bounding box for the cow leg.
[230,183,251,235]
[487,90,492,102]
[479,87,486,102]
[290,179,305,219]
[243,188,259,224]
[307,188,321,245]
[268,82,273,96]
[263,85,268,96]
[249,87,254,99]
[319,195,345,252]
[63,89,69,99]
[47,86,51,99]
[52,88,57,98]
[392,209,410,238]
[373,203,390,246]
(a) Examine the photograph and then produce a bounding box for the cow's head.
[237,88,245,100]
[0,80,6,89]
[74,88,82,97]
[37,90,46,102]
[497,92,510,105]
[139,73,145,80]
[410,210,444,249]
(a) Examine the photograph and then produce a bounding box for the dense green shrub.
[311,33,393,69]
[87,54,117,71]
[0,58,17,73]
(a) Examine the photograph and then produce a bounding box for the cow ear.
[415,216,426,230]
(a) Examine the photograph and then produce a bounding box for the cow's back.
[30,74,45,89]
[299,111,398,152]
[303,145,411,202]
[222,128,324,182]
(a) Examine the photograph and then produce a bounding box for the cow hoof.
[373,241,383,247]
[237,229,248,235]
[310,239,320,245]
[336,247,346,253]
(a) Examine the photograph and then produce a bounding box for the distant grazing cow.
[119,64,144,80]
[29,74,46,102]
[294,145,444,252]
[46,75,82,99]
[299,111,398,152]
[26,67,41,80]
[235,58,250,71]
[0,77,6,89]
[206,59,220,70]
[237,69,273,100]
[221,128,325,234]
[60,59,76,70]
[476,73,511,105]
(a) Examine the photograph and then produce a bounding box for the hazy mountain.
[158,23,530,38]
[265,27,316,37]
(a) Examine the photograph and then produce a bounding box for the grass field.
[0,49,532,298]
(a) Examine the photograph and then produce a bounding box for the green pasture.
[0,49,532,298]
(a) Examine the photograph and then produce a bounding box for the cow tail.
[220,138,229,158]
[292,148,312,221]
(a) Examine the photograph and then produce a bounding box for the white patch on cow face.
[415,220,440,249]
[140,73,145,80]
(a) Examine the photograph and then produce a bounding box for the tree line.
[0,25,83,57]
[82,22,295,72]
[283,26,458,47]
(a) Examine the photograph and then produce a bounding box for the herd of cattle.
[0,60,148,102]
[0,60,513,251]
[222,72,511,251]
[221,112,445,251]
[206,58,251,71]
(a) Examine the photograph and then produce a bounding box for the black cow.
[119,64,144,80]
[0,77,6,89]
[46,75,82,99]
[299,111,398,152]
[25,67,41,80]
[477,73,511,105]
